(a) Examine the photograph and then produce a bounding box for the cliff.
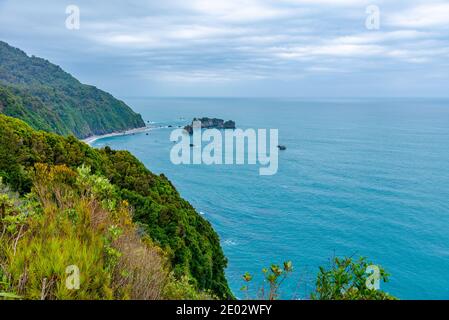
[0,113,232,299]
[0,41,145,139]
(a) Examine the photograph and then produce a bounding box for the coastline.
[82,126,150,145]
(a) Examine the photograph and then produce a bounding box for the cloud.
[305,66,349,73]
[281,0,370,6]
[188,0,292,22]
[333,30,432,44]
[275,44,385,60]
[0,0,448,97]
[105,34,158,45]
[388,3,449,28]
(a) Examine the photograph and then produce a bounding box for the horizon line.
[119,96,449,100]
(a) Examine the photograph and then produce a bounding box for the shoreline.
[82,126,150,145]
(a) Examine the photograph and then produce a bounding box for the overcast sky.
[1,0,448,98]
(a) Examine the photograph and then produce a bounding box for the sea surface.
[92,97,449,299]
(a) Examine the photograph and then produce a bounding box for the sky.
[0,0,448,98]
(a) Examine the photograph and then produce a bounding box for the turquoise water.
[92,98,449,299]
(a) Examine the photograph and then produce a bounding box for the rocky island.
[184,117,236,135]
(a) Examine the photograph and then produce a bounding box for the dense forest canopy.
[0,41,145,139]
[0,114,232,298]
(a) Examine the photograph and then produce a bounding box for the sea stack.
[184,117,236,135]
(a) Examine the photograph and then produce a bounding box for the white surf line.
[82,126,151,146]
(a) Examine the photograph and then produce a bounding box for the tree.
[241,261,293,300]
[311,256,395,300]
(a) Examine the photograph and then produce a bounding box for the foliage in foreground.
[242,258,396,300]
[241,262,293,300]
[0,166,213,300]
[0,114,231,298]
[312,256,396,300]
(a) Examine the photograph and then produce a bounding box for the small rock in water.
[278,145,287,151]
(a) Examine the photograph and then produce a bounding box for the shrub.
[241,261,293,300]
[163,275,215,300]
[241,257,397,300]
[0,164,170,300]
[311,256,396,300]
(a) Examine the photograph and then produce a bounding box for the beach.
[82,126,150,145]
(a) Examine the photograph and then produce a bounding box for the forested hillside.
[0,41,145,139]
[0,114,232,299]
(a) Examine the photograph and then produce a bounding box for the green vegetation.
[312,256,395,300]
[0,114,231,299]
[0,40,398,301]
[241,261,294,300]
[242,258,395,300]
[0,41,397,300]
[0,41,145,139]
[0,112,397,300]
[0,166,214,300]
[0,40,228,297]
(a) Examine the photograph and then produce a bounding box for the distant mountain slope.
[0,41,145,138]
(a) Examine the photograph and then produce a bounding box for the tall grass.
[0,165,172,299]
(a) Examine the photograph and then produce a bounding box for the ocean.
[92,97,449,299]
